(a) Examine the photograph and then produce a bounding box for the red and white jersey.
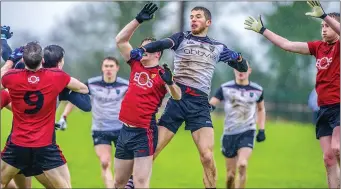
[2,68,71,147]
[308,40,340,106]
[119,60,167,128]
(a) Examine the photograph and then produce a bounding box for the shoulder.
[3,69,24,78]
[88,76,103,84]
[249,81,263,91]
[221,80,235,88]
[116,77,129,86]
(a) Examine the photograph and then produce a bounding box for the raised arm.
[305,1,340,35]
[115,2,158,62]
[244,15,310,55]
[1,26,13,61]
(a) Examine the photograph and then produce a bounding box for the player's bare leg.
[113,158,134,188]
[133,156,153,188]
[331,126,340,165]
[153,126,175,160]
[13,174,31,188]
[43,164,71,188]
[1,160,20,188]
[225,157,237,189]
[235,148,253,189]
[192,127,216,188]
[4,180,16,189]
[95,144,114,188]
[35,173,55,188]
[320,136,340,189]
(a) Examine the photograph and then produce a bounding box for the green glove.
[244,15,266,34]
[305,1,327,19]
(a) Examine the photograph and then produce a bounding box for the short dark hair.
[102,56,119,66]
[328,12,340,23]
[43,45,65,68]
[191,6,212,21]
[23,42,43,70]
[140,37,163,60]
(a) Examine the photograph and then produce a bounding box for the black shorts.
[92,130,121,147]
[221,130,256,158]
[316,103,340,139]
[115,124,158,160]
[158,83,213,134]
[1,140,66,175]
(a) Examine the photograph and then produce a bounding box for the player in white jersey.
[209,61,266,189]
[58,57,128,188]
[129,6,248,188]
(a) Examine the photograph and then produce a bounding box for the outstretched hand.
[305,1,327,19]
[244,15,266,34]
[135,2,159,23]
[158,64,174,85]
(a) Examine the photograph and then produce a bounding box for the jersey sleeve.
[167,32,185,51]
[257,91,264,103]
[55,70,71,93]
[307,40,321,57]
[0,90,11,109]
[214,87,224,101]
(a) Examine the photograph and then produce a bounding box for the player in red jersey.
[0,42,89,188]
[114,3,182,188]
[245,1,340,188]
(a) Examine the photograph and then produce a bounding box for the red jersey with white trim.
[119,60,167,128]
[1,68,71,147]
[308,40,340,106]
[1,90,11,109]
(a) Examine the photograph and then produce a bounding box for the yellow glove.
[305,1,327,19]
[244,15,266,34]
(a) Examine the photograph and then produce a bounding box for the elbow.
[115,35,125,46]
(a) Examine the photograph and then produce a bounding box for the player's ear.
[206,19,211,27]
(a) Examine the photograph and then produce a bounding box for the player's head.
[190,6,212,35]
[234,60,251,81]
[102,56,119,78]
[321,12,340,43]
[140,37,163,65]
[23,42,43,70]
[43,45,65,69]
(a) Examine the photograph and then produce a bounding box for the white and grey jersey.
[214,80,264,135]
[87,76,129,131]
[168,31,234,95]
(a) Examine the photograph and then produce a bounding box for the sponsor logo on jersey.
[28,75,39,84]
[134,72,153,88]
[316,57,332,70]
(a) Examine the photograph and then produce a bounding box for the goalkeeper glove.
[305,1,327,19]
[1,26,13,40]
[256,129,266,142]
[135,2,158,24]
[9,46,24,63]
[159,64,174,85]
[55,116,67,131]
[244,15,266,35]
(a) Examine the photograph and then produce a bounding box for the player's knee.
[323,152,337,167]
[227,169,236,180]
[237,159,248,172]
[200,151,214,166]
[133,175,148,186]
[99,156,111,170]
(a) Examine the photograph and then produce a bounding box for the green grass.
[1,107,327,188]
